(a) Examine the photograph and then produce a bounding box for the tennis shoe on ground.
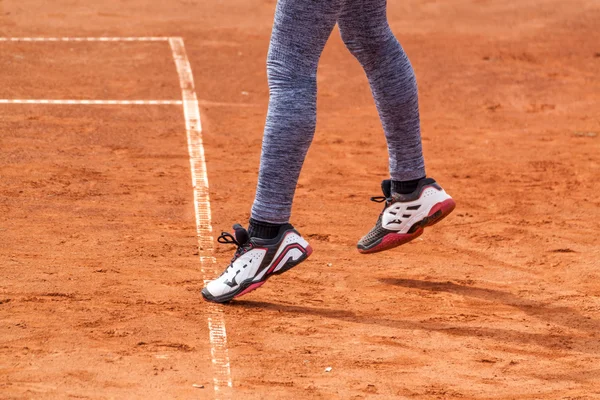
[358,177,455,254]
[202,223,312,303]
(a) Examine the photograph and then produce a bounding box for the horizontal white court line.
[0,37,172,42]
[0,99,183,105]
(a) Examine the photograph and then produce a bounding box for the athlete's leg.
[339,0,455,254]
[250,0,341,229]
[338,0,425,191]
[203,0,342,303]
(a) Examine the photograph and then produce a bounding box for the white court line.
[0,99,182,105]
[169,37,233,398]
[0,37,169,42]
[0,37,233,395]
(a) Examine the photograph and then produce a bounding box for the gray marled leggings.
[251,0,425,224]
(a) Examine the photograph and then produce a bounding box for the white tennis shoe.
[358,177,455,254]
[202,224,312,303]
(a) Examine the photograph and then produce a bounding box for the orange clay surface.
[1,0,599,398]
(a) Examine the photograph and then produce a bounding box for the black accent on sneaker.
[249,223,295,260]
[358,214,394,249]
[393,178,440,202]
[217,224,253,264]
[407,207,446,234]
[218,224,249,246]
[248,218,284,240]
[224,270,240,288]
[381,179,392,198]
[391,177,426,195]
[369,178,440,209]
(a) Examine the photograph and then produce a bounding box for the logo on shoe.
[224,270,241,288]
[386,219,403,226]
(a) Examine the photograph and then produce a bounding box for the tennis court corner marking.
[168,37,234,397]
[0,36,233,398]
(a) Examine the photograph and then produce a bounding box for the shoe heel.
[425,198,456,227]
[305,244,314,257]
[275,244,312,275]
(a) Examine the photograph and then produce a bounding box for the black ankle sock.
[248,218,284,240]
[391,177,425,195]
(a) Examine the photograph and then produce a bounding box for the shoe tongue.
[381,179,392,198]
[232,224,249,245]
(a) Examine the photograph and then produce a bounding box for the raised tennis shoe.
[358,177,455,254]
[202,223,312,303]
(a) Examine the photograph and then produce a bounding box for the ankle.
[391,176,425,195]
[248,218,284,240]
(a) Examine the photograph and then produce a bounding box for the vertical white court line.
[169,37,233,398]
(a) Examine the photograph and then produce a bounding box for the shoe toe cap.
[203,279,230,298]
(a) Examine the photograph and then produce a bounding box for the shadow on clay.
[234,280,600,355]
[381,278,600,336]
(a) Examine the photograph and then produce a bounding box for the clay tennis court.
[1,0,599,398]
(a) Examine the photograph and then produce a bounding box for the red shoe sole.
[358,198,456,254]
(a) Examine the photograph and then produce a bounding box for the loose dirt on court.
[1,0,599,399]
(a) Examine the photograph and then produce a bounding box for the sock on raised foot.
[391,177,425,195]
[248,218,284,240]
